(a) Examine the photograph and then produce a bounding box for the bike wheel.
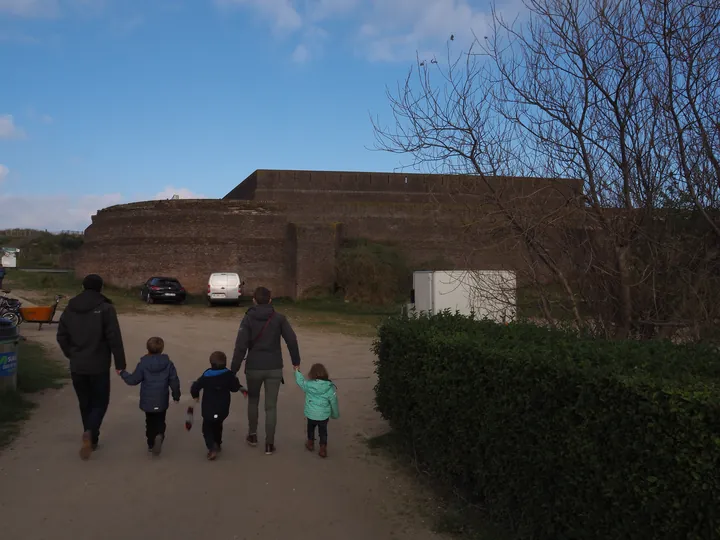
[1,311,20,326]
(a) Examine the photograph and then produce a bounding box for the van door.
[209,274,228,299]
[225,274,240,300]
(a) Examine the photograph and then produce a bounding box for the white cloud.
[215,0,301,31]
[291,44,310,63]
[0,0,60,17]
[306,0,358,20]
[153,186,206,200]
[27,108,54,124]
[214,0,510,62]
[0,193,123,231]
[0,165,8,183]
[0,187,206,232]
[0,115,26,140]
[357,0,497,62]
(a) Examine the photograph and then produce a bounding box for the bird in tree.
[450,34,454,40]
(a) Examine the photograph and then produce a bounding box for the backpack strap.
[248,312,275,350]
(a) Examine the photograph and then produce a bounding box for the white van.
[207,273,244,306]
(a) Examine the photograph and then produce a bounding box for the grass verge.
[367,432,515,540]
[0,340,68,448]
[5,271,396,337]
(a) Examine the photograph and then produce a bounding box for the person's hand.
[173,399,180,404]
[241,389,248,399]
[115,369,123,375]
[294,365,300,371]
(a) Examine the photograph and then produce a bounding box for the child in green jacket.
[294,363,339,458]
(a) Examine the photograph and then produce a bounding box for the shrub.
[373,312,720,540]
[335,239,411,305]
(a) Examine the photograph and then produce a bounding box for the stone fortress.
[75,169,580,298]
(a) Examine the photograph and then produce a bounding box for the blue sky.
[0,0,507,231]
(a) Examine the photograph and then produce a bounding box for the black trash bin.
[0,317,20,392]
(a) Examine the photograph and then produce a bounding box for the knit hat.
[82,274,104,292]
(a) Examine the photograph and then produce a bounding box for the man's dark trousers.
[71,371,111,446]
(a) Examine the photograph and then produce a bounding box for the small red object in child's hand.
[241,390,248,398]
[185,406,194,431]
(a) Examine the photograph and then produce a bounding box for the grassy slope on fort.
[1,230,83,268]
[0,340,68,448]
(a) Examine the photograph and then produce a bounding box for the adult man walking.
[57,274,126,460]
[231,286,300,455]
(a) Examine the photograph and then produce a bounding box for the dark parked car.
[140,277,187,304]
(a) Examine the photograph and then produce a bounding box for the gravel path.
[0,311,443,540]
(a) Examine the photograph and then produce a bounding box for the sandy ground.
[0,310,445,540]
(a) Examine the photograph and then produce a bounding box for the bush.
[373,312,720,540]
[335,239,411,305]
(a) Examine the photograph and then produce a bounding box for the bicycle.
[0,290,23,326]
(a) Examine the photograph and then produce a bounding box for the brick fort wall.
[75,170,580,298]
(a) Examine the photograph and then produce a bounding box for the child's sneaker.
[246,433,258,447]
[305,440,314,452]
[319,444,328,458]
[265,443,275,455]
[151,434,164,456]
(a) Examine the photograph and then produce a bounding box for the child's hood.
[306,378,336,397]
[142,354,172,373]
[202,367,231,378]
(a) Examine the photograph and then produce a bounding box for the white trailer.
[1,248,19,268]
[410,270,516,323]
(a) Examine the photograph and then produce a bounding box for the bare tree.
[373,0,720,341]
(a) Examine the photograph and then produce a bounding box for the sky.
[0,0,509,231]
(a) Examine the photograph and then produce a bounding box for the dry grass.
[5,271,393,337]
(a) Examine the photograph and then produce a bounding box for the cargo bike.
[18,294,65,330]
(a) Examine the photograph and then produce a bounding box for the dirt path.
[0,312,443,540]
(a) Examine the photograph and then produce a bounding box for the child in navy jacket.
[190,351,245,460]
[119,337,181,456]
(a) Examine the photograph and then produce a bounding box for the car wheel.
[146,294,154,305]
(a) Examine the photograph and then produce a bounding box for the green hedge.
[373,313,720,540]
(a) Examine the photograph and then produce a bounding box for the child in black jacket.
[190,351,246,460]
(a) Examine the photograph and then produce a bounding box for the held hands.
[241,389,248,399]
[115,369,123,375]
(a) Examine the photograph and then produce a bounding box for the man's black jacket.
[56,290,126,374]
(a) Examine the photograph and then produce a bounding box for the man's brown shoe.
[79,431,93,461]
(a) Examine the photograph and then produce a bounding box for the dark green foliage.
[373,312,720,540]
[335,239,411,305]
[335,238,453,306]
[1,230,83,268]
